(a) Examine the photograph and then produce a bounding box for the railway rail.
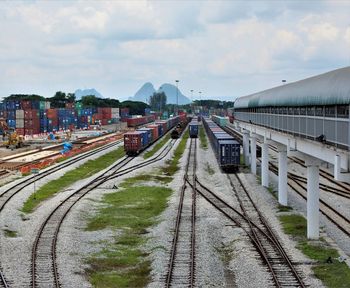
[268,162,350,237]
[0,139,123,213]
[191,176,305,287]
[0,270,8,288]
[225,124,350,199]
[30,138,177,287]
[165,138,197,287]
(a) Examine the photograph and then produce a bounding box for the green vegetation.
[21,147,125,213]
[205,162,215,175]
[120,100,150,115]
[143,134,171,159]
[278,204,293,212]
[199,126,208,150]
[149,92,166,111]
[86,184,172,287]
[161,131,189,176]
[267,185,277,199]
[279,214,350,287]
[120,174,173,188]
[4,229,17,237]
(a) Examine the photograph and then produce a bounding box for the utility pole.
[199,91,202,116]
[190,89,194,115]
[175,80,179,115]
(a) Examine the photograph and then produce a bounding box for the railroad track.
[225,127,350,204]
[0,139,124,213]
[191,176,305,287]
[269,162,350,237]
[0,270,8,288]
[166,137,197,287]
[0,170,9,178]
[31,138,177,287]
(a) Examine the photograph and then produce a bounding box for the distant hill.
[157,83,191,105]
[131,82,156,103]
[130,82,191,105]
[75,88,103,100]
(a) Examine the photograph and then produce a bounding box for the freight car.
[202,117,240,172]
[189,120,199,138]
[124,115,181,155]
[126,115,156,128]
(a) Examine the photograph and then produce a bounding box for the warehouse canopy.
[234,66,350,109]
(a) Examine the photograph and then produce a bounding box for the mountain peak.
[75,88,103,100]
[131,82,191,105]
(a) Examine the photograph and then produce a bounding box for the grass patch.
[161,131,189,176]
[205,162,215,175]
[143,133,171,159]
[199,126,208,150]
[21,146,125,213]
[279,214,350,287]
[267,185,277,199]
[86,185,172,287]
[277,204,293,212]
[120,174,173,188]
[4,229,17,237]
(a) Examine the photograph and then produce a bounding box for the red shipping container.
[24,119,40,127]
[16,128,25,135]
[101,119,108,125]
[24,110,39,119]
[155,121,167,133]
[25,128,40,135]
[146,125,159,140]
[46,109,58,118]
[124,132,143,154]
[21,100,32,110]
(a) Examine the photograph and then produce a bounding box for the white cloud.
[0,0,350,99]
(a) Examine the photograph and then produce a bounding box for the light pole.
[175,80,179,115]
[199,91,202,115]
[190,89,194,114]
[159,86,162,114]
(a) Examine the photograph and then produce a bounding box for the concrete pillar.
[278,148,288,206]
[261,142,269,187]
[243,131,250,165]
[250,136,257,175]
[307,164,320,239]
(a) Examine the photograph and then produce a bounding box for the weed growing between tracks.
[3,229,17,237]
[161,131,189,176]
[144,134,171,159]
[21,147,125,213]
[199,126,208,150]
[85,175,172,287]
[279,214,350,287]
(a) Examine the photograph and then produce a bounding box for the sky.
[0,0,350,102]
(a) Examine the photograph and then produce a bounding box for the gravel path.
[0,142,123,287]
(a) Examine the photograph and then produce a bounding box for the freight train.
[124,114,187,155]
[126,115,156,128]
[202,117,240,172]
[189,119,199,138]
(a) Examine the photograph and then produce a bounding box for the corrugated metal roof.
[234,67,350,108]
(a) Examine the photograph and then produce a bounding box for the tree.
[120,100,150,115]
[67,93,76,103]
[81,95,99,107]
[4,94,45,101]
[149,92,167,112]
[47,91,68,108]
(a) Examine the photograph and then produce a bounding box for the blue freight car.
[189,121,199,138]
[202,117,240,171]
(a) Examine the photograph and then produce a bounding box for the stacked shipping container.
[0,99,121,136]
